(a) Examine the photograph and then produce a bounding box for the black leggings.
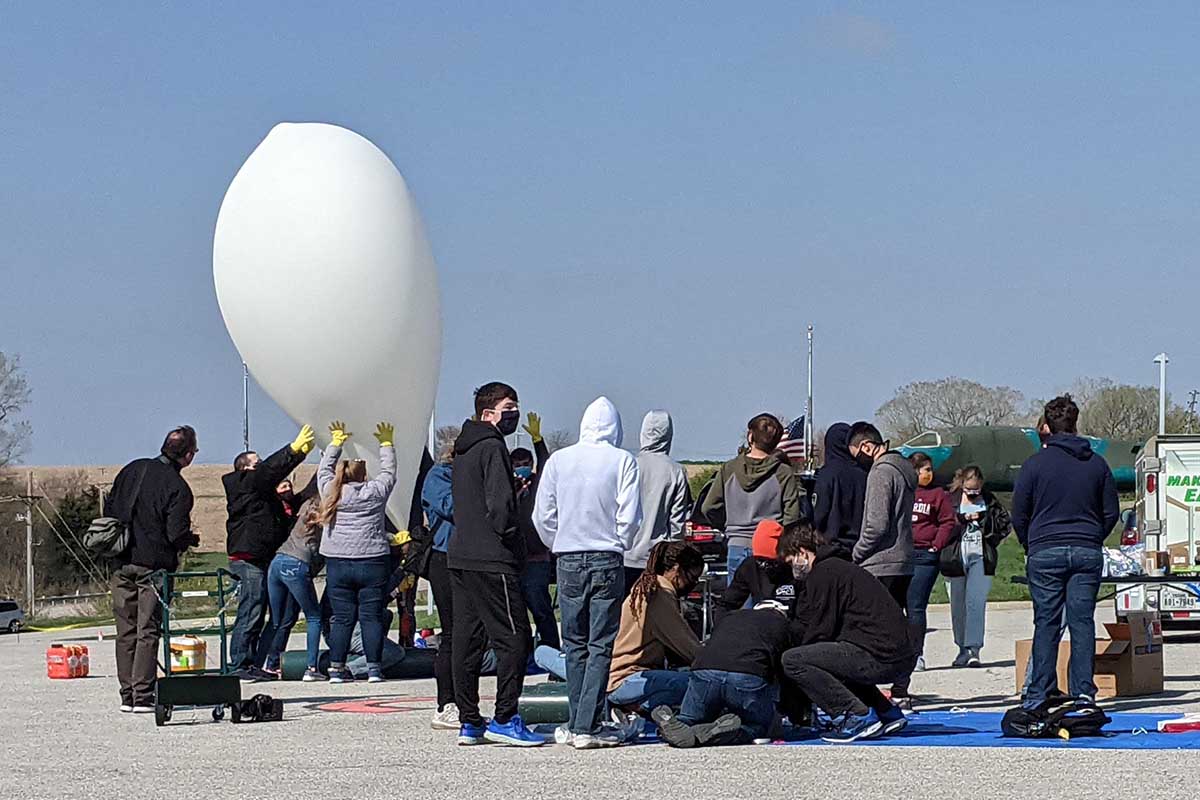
[427,550,455,710]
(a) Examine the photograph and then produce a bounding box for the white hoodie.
[533,397,642,555]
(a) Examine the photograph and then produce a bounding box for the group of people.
[106,385,1118,746]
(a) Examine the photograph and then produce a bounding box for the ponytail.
[629,541,703,620]
[315,459,367,527]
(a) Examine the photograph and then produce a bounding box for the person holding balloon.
[317,420,398,684]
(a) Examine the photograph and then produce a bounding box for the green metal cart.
[154,569,242,726]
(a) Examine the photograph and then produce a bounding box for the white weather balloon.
[213,122,441,528]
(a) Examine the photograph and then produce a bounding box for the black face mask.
[854,450,875,470]
[497,409,520,436]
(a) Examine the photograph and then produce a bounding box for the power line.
[32,502,107,588]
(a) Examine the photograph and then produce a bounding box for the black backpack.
[1001,696,1110,740]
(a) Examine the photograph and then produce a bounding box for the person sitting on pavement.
[654,599,792,748]
[715,519,795,620]
[777,526,915,743]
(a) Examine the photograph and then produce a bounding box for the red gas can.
[46,643,73,679]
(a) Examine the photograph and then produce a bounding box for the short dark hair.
[748,413,784,452]
[909,452,933,471]
[474,382,518,418]
[161,425,197,463]
[233,451,256,471]
[510,447,533,466]
[777,521,820,560]
[848,421,883,448]
[1044,396,1079,435]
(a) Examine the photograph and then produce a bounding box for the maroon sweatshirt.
[911,486,956,551]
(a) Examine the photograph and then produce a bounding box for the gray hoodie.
[853,452,918,577]
[626,411,692,569]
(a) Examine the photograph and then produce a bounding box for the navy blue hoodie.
[1011,433,1120,555]
[813,423,868,554]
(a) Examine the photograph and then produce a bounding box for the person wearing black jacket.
[512,414,558,651]
[716,519,795,621]
[654,601,791,748]
[778,528,914,743]
[812,423,868,555]
[222,425,315,678]
[448,381,542,747]
[108,426,200,713]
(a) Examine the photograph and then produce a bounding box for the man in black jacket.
[778,527,914,743]
[223,424,314,678]
[812,423,868,554]
[448,382,541,747]
[108,426,201,713]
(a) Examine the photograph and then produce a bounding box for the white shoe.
[574,730,622,749]
[119,705,133,713]
[554,724,575,746]
[131,705,155,714]
[431,704,461,731]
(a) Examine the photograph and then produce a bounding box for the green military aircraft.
[897,425,1140,491]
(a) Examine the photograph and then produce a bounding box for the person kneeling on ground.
[777,527,915,743]
[654,599,791,748]
[715,519,795,620]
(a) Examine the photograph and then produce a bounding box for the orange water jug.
[46,643,73,679]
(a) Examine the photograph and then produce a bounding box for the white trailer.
[1120,434,1200,621]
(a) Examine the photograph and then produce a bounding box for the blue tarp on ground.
[774,711,1200,750]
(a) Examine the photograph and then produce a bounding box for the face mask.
[854,449,875,470]
[514,466,533,481]
[496,409,520,436]
[965,491,982,502]
[792,558,811,581]
[918,471,933,488]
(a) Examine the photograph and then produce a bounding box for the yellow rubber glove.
[374,421,395,447]
[389,529,412,547]
[398,574,416,593]
[290,424,316,455]
[523,411,543,443]
[329,420,351,447]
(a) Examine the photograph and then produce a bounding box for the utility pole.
[1154,353,1169,436]
[242,362,250,452]
[1188,390,1199,434]
[805,325,816,470]
[24,471,34,618]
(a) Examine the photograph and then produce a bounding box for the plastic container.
[168,635,207,673]
[46,643,74,679]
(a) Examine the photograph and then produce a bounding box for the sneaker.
[484,715,545,747]
[328,667,355,684]
[752,737,773,745]
[553,724,576,746]
[610,708,645,743]
[367,666,385,684]
[457,721,489,746]
[652,705,697,749]
[951,649,971,668]
[131,705,155,714]
[967,649,982,668]
[260,665,281,679]
[693,713,744,747]
[879,704,909,736]
[822,709,883,744]
[891,694,913,711]
[574,730,623,749]
[119,704,133,714]
[914,656,926,672]
[301,668,328,683]
[431,704,460,731]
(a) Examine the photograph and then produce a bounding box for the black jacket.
[694,607,791,682]
[717,557,795,621]
[223,443,307,566]
[106,456,196,572]
[517,439,551,560]
[796,544,913,666]
[448,420,523,574]
[939,489,1012,577]
[1012,434,1120,555]
[813,424,868,555]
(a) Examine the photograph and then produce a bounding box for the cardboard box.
[1014,611,1163,698]
[1144,551,1170,575]
[1168,543,1198,568]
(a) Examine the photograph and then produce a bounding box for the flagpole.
[806,324,815,469]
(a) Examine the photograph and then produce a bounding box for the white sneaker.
[131,705,155,714]
[431,704,461,731]
[119,705,133,713]
[573,730,622,749]
[554,724,576,746]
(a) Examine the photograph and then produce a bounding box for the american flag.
[777,415,807,464]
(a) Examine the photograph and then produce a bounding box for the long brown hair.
[314,459,367,527]
[629,541,704,620]
[950,465,985,493]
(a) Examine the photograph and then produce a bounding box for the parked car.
[0,599,26,633]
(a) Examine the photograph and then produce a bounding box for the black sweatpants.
[877,574,916,695]
[781,641,908,718]
[427,551,455,711]
[451,567,532,726]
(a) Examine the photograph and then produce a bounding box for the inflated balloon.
[213,122,441,527]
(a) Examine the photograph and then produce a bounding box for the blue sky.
[4,3,1200,466]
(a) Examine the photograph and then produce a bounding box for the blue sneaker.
[457,721,489,746]
[879,704,908,736]
[821,709,883,744]
[484,715,545,747]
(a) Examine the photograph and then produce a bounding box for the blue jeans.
[608,669,691,714]
[267,554,323,670]
[325,555,391,667]
[521,559,561,651]
[907,548,942,657]
[228,559,268,672]
[1025,545,1103,707]
[726,544,752,580]
[949,550,992,652]
[677,669,776,740]
[557,551,624,735]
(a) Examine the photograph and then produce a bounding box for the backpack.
[1001,696,1111,740]
[85,461,150,558]
[401,523,434,579]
